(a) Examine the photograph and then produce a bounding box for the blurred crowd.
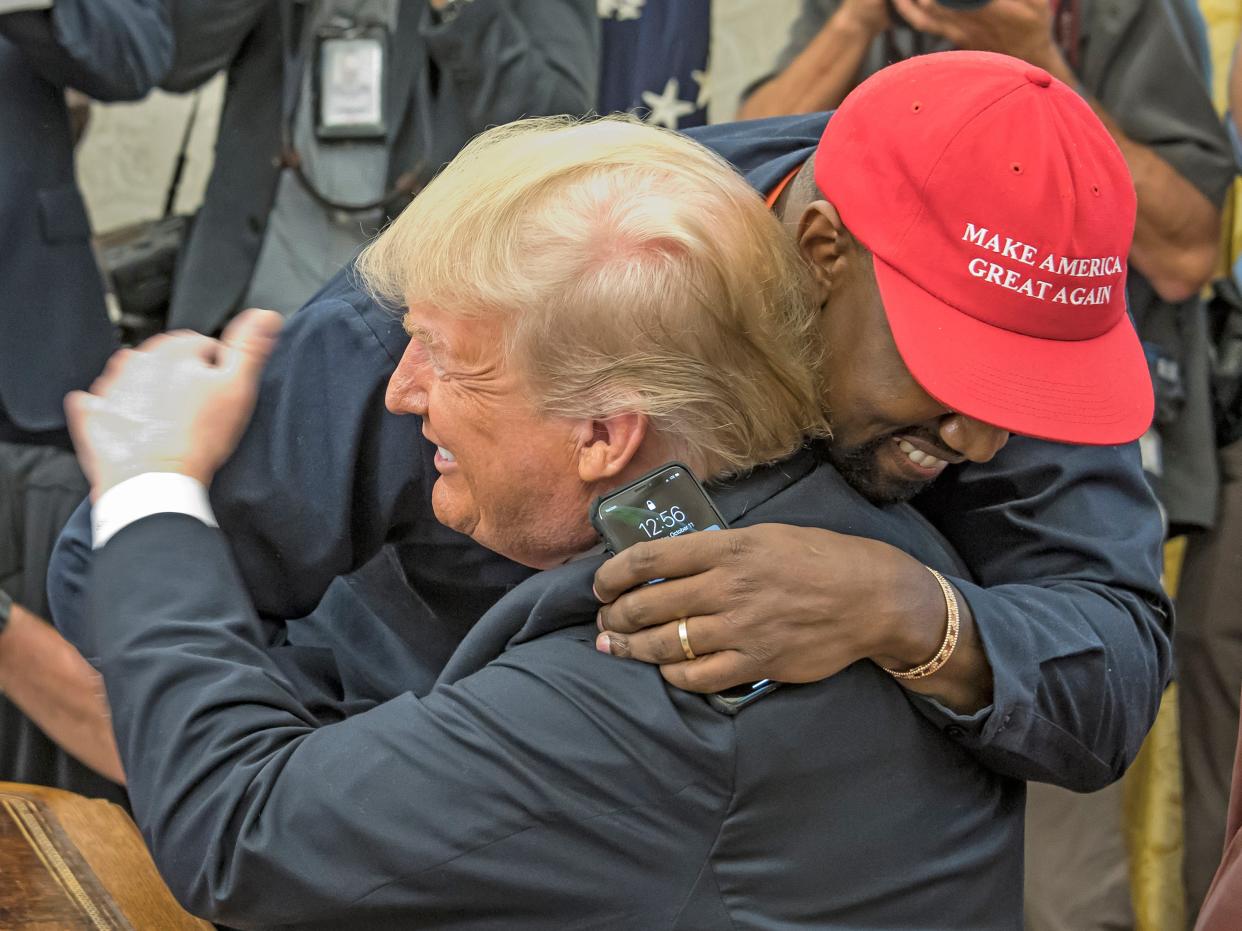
[1,1,1241,928]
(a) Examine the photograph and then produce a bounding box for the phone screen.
[592,464,725,553]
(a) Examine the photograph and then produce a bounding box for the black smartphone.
[590,462,780,715]
[591,461,726,552]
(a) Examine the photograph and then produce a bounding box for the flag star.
[641,77,696,130]
[691,68,711,109]
[598,0,645,19]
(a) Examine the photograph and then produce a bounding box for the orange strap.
[765,166,801,210]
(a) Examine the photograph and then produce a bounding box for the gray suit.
[91,450,1023,929]
[161,0,599,334]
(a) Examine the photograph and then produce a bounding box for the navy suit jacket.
[51,114,1171,791]
[0,2,170,433]
[92,451,1023,929]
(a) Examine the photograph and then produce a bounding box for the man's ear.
[797,200,850,300]
[577,412,648,484]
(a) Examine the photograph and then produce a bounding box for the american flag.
[598,0,711,130]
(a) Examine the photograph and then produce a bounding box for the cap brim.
[872,255,1154,446]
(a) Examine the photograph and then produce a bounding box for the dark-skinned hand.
[592,523,947,694]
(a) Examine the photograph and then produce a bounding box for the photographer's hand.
[891,0,1221,303]
[839,0,892,36]
[890,0,1058,70]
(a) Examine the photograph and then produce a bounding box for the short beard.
[825,434,935,505]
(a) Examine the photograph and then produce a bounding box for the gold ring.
[678,619,697,661]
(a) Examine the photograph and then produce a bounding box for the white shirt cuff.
[92,473,218,549]
[0,0,55,12]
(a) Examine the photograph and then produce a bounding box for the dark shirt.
[49,114,1172,791]
[91,451,1023,929]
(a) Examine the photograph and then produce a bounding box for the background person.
[159,0,599,334]
[0,0,170,800]
[1195,687,1242,929]
[1179,29,1242,923]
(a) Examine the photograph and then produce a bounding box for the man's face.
[385,306,600,568]
[818,254,1011,504]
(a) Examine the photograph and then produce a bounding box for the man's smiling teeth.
[898,440,945,468]
[437,446,456,462]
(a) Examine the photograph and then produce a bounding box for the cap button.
[1025,67,1052,88]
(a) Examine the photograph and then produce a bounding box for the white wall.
[77,75,223,233]
[709,0,800,122]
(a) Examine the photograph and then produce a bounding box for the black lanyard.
[280,0,316,143]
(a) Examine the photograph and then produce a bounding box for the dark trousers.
[0,405,72,452]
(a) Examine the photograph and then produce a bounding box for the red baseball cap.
[816,51,1152,445]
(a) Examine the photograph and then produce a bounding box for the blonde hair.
[357,115,828,477]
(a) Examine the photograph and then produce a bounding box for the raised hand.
[65,308,284,498]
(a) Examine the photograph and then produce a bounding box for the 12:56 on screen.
[590,462,780,715]
[590,462,724,552]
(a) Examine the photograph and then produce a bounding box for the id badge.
[316,28,387,140]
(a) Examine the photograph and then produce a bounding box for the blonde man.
[66,117,1022,929]
[357,115,827,493]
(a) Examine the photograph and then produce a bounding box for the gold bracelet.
[880,567,960,681]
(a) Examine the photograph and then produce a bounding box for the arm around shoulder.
[196,294,426,622]
[913,438,1172,789]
